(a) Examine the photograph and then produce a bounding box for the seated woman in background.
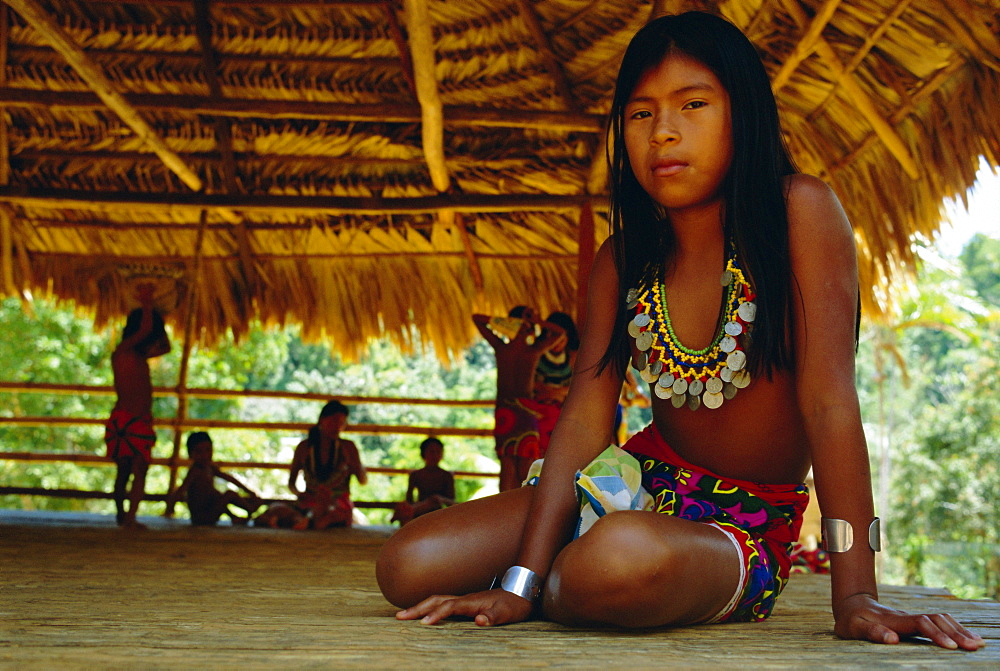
[256,400,367,530]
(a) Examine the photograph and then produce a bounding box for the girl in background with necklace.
[377,12,984,650]
[532,311,580,408]
[289,400,367,529]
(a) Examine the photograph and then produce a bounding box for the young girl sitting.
[375,12,984,651]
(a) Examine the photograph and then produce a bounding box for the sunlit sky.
[936,158,999,258]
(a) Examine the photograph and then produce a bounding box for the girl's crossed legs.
[376,486,743,628]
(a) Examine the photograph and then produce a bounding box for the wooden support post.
[575,201,595,327]
[0,205,13,294]
[165,210,209,510]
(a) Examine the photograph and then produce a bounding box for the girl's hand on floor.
[396,589,534,626]
[835,593,985,650]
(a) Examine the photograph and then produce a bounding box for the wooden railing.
[0,381,499,510]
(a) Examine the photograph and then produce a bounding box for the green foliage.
[857,241,1000,600]
[960,233,1000,307]
[0,297,499,525]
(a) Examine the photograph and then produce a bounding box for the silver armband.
[499,565,543,602]
[821,517,881,552]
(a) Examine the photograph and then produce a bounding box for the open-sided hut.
[0,0,997,360]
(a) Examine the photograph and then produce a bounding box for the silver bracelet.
[821,517,881,552]
[499,565,543,602]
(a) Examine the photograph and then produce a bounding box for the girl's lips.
[652,159,687,177]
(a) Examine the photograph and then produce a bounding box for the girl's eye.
[628,109,652,120]
[683,100,708,110]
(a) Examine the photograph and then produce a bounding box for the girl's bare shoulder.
[783,173,851,234]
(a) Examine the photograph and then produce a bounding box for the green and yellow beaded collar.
[625,253,757,410]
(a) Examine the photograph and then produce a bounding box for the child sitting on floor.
[392,437,455,525]
[165,432,262,526]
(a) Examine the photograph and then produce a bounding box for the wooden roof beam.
[783,0,919,180]
[807,0,914,123]
[29,250,576,263]
[0,186,604,214]
[771,0,844,93]
[9,45,405,70]
[382,1,418,100]
[3,0,205,192]
[194,0,237,195]
[78,0,393,6]
[830,58,963,173]
[402,0,449,193]
[452,211,484,294]
[934,0,1000,73]
[515,0,578,111]
[0,88,605,132]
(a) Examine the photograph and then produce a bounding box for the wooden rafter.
[8,45,404,72]
[0,88,605,132]
[79,0,391,5]
[453,211,484,294]
[807,0,915,124]
[382,1,417,100]
[0,186,601,214]
[933,0,1000,73]
[782,0,919,180]
[3,0,205,192]
[12,149,429,166]
[27,250,576,262]
[402,0,449,194]
[830,57,964,173]
[771,0,844,93]
[515,0,578,111]
[194,0,237,194]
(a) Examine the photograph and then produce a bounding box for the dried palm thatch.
[0,0,997,360]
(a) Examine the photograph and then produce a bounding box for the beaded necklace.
[625,252,757,410]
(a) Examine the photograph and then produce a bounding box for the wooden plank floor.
[2,510,997,669]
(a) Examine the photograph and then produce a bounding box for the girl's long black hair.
[600,11,798,380]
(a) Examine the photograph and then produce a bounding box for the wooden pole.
[164,209,209,508]
[770,0,844,93]
[0,88,605,133]
[403,0,450,193]
[0,187,602,215]
[575,201,595,326]
[0,380,494,407]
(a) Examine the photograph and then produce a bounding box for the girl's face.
[422,442,443,466]
[190,440,212,465]
[319,412,347,438]
[624,53,733,213]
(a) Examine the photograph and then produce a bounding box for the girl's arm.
[288,441,307,496]
[216,466,254,495]
[787,175,984,651]
[444,472,455,502]
[405,473,417,504]
[402,240,625,626]
[164,469,192,515]
[472,314,506,349]
[348,441,368,486]
[119,284,156,351]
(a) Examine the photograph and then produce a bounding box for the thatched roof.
[0,0,997,359]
